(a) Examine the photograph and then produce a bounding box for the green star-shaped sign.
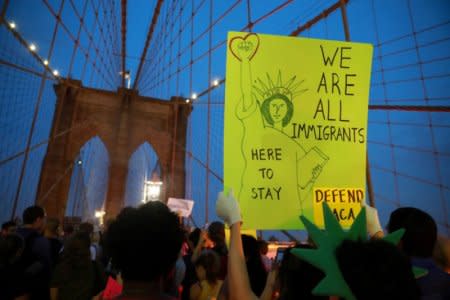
[292,202,425,300]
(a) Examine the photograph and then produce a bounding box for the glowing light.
[53,69,59,76]
[143,180,163,202]
[95,210,106,225]
[191,93,197,100]
[9,22,16,29]
[147,185,161,197]
[76,159,82,165]
[185,99,190,103]
[43,59,49,66]
[213,79,220,86]
[95,210,105,218]
[29,43,36,52]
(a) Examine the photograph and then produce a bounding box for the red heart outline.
[229,33,260,62]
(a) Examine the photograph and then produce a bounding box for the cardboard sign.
[313,188,364,228]
[167,198,194,217]
[224,32,372,229]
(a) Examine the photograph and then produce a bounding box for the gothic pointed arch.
[124,142,163,207]
[65,136,109,221]
[37,80,191,219]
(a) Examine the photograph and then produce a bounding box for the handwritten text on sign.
[313,188,363,228]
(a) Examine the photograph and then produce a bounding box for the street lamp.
[95,210,106,225]
[143,175,163,203]
[119,70,131,89]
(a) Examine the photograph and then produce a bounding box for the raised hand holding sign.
[216,189,242,226]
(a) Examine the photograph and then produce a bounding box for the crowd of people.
[0,193,449,300]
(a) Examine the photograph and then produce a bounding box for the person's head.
[106,201,184,283]
[208,221,226,254]
[60,231,91,268]
[242,234,260,261]
[260,94,293,127]
[242,235,267,296]
[22,205,46,232]
[63,224,74,238]
[257,240,269,255]
[336,239,420,300]
[277,245,327,300]
[1,221,17,236]
[44,217,61,238]
[194,250,220,284]
[79,222,94,235]
[387,207,437,258]
[188,227,202,249]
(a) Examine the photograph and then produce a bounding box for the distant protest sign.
[167,198,194,217]
[224,32,373,229]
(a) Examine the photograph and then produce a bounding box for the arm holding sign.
[191,230,209,263]
[216,190,254,300]
[216,190,276,300]
[363,203,384,238]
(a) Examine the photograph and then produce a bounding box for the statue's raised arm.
[229,33,260,115]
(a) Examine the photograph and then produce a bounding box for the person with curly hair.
[106,202,184,300]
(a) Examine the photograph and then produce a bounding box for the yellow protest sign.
[224,32,373,229]
[313,188,364,228]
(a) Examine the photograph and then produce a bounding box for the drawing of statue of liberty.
[229,33,329,214]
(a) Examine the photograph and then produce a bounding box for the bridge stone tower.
[36,79,191,219]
